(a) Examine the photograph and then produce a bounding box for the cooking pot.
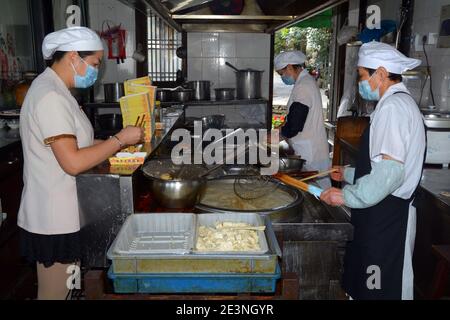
[195,176,304,222]
[214,88,235,101]
[172,87,193,102]
[185,81,211,101]
[156,89,172,102]
[104,83,125,102]
[225,62,264,100]
[278,156,306,173]
[142,160,208,208]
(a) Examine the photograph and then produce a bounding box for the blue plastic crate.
[107,264,281,294]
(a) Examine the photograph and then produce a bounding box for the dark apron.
[342,92,426,300]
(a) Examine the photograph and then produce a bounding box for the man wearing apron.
[320,41,425,300]
[273,51,331,188]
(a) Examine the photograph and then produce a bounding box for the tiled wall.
[88,0,137,101]
[187,32,271,100]
[410,0,450,110]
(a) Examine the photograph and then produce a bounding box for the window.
[147,13,182,82]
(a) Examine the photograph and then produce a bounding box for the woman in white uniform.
[320,42,425,300]
[273,51,330,188]
[18,27,144,300]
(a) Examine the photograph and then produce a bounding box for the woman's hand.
[116,126,144,146]
[330,166,346,182]
[320,187,345,207]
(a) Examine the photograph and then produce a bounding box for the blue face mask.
[281,75,295,85]
[72,58,98,89]
[358,73,380,101]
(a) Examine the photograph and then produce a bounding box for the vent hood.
[119,0,344,33]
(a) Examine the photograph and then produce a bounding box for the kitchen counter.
[420,168,450,208]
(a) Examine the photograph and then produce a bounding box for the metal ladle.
[225,61,240,72]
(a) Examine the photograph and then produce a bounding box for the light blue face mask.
[358,73,380,101]
[281,75,295,85]
[72,58,98,89]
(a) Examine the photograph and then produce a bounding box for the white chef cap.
[274,51,307,71]
[358,41,421,75]
[42,26,103,60]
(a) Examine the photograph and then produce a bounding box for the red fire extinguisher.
[100,21,127,64]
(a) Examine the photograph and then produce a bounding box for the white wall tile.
[236,33,270,58]
[201,58,220,85]
[218,58,237,85]
[201,32,219,57]
[218,33,236,58]
[187,58,203,80]
[89,0,136,101]
[187,33,202,58]
[411,0,450,109]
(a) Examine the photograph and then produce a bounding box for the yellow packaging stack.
[123,76,156,136]
[119,92,153,142]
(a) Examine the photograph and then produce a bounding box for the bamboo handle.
[298,168,338,182]
[274,173,310,192]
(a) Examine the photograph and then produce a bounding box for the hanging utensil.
[225,61,240,72]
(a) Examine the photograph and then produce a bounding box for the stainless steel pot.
[214,88,235,101]
[103,83,124,102]
[142,160,207,209]
[148,177,206,209]
[156,89,172,102]
[225,62,264,100]
[236,69,263,100]
[278,156,306,173]
[185,81,211,101]
[172,87,193,102]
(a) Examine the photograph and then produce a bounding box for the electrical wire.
[422,39,436,106]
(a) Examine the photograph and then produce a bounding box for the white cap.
[358,41,421,75]
[42,26,103,60]
[274,51,306,71]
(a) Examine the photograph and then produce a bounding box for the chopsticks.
[134,114,146,128]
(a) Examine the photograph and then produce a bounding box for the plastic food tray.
[107,264,281,294]
[111,213,195,255]
[194,213,269,255]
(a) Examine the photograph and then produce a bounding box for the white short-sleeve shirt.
[18,67,94,235]
[369,82,426,199]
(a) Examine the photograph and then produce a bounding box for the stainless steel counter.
[420,168,450,208]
